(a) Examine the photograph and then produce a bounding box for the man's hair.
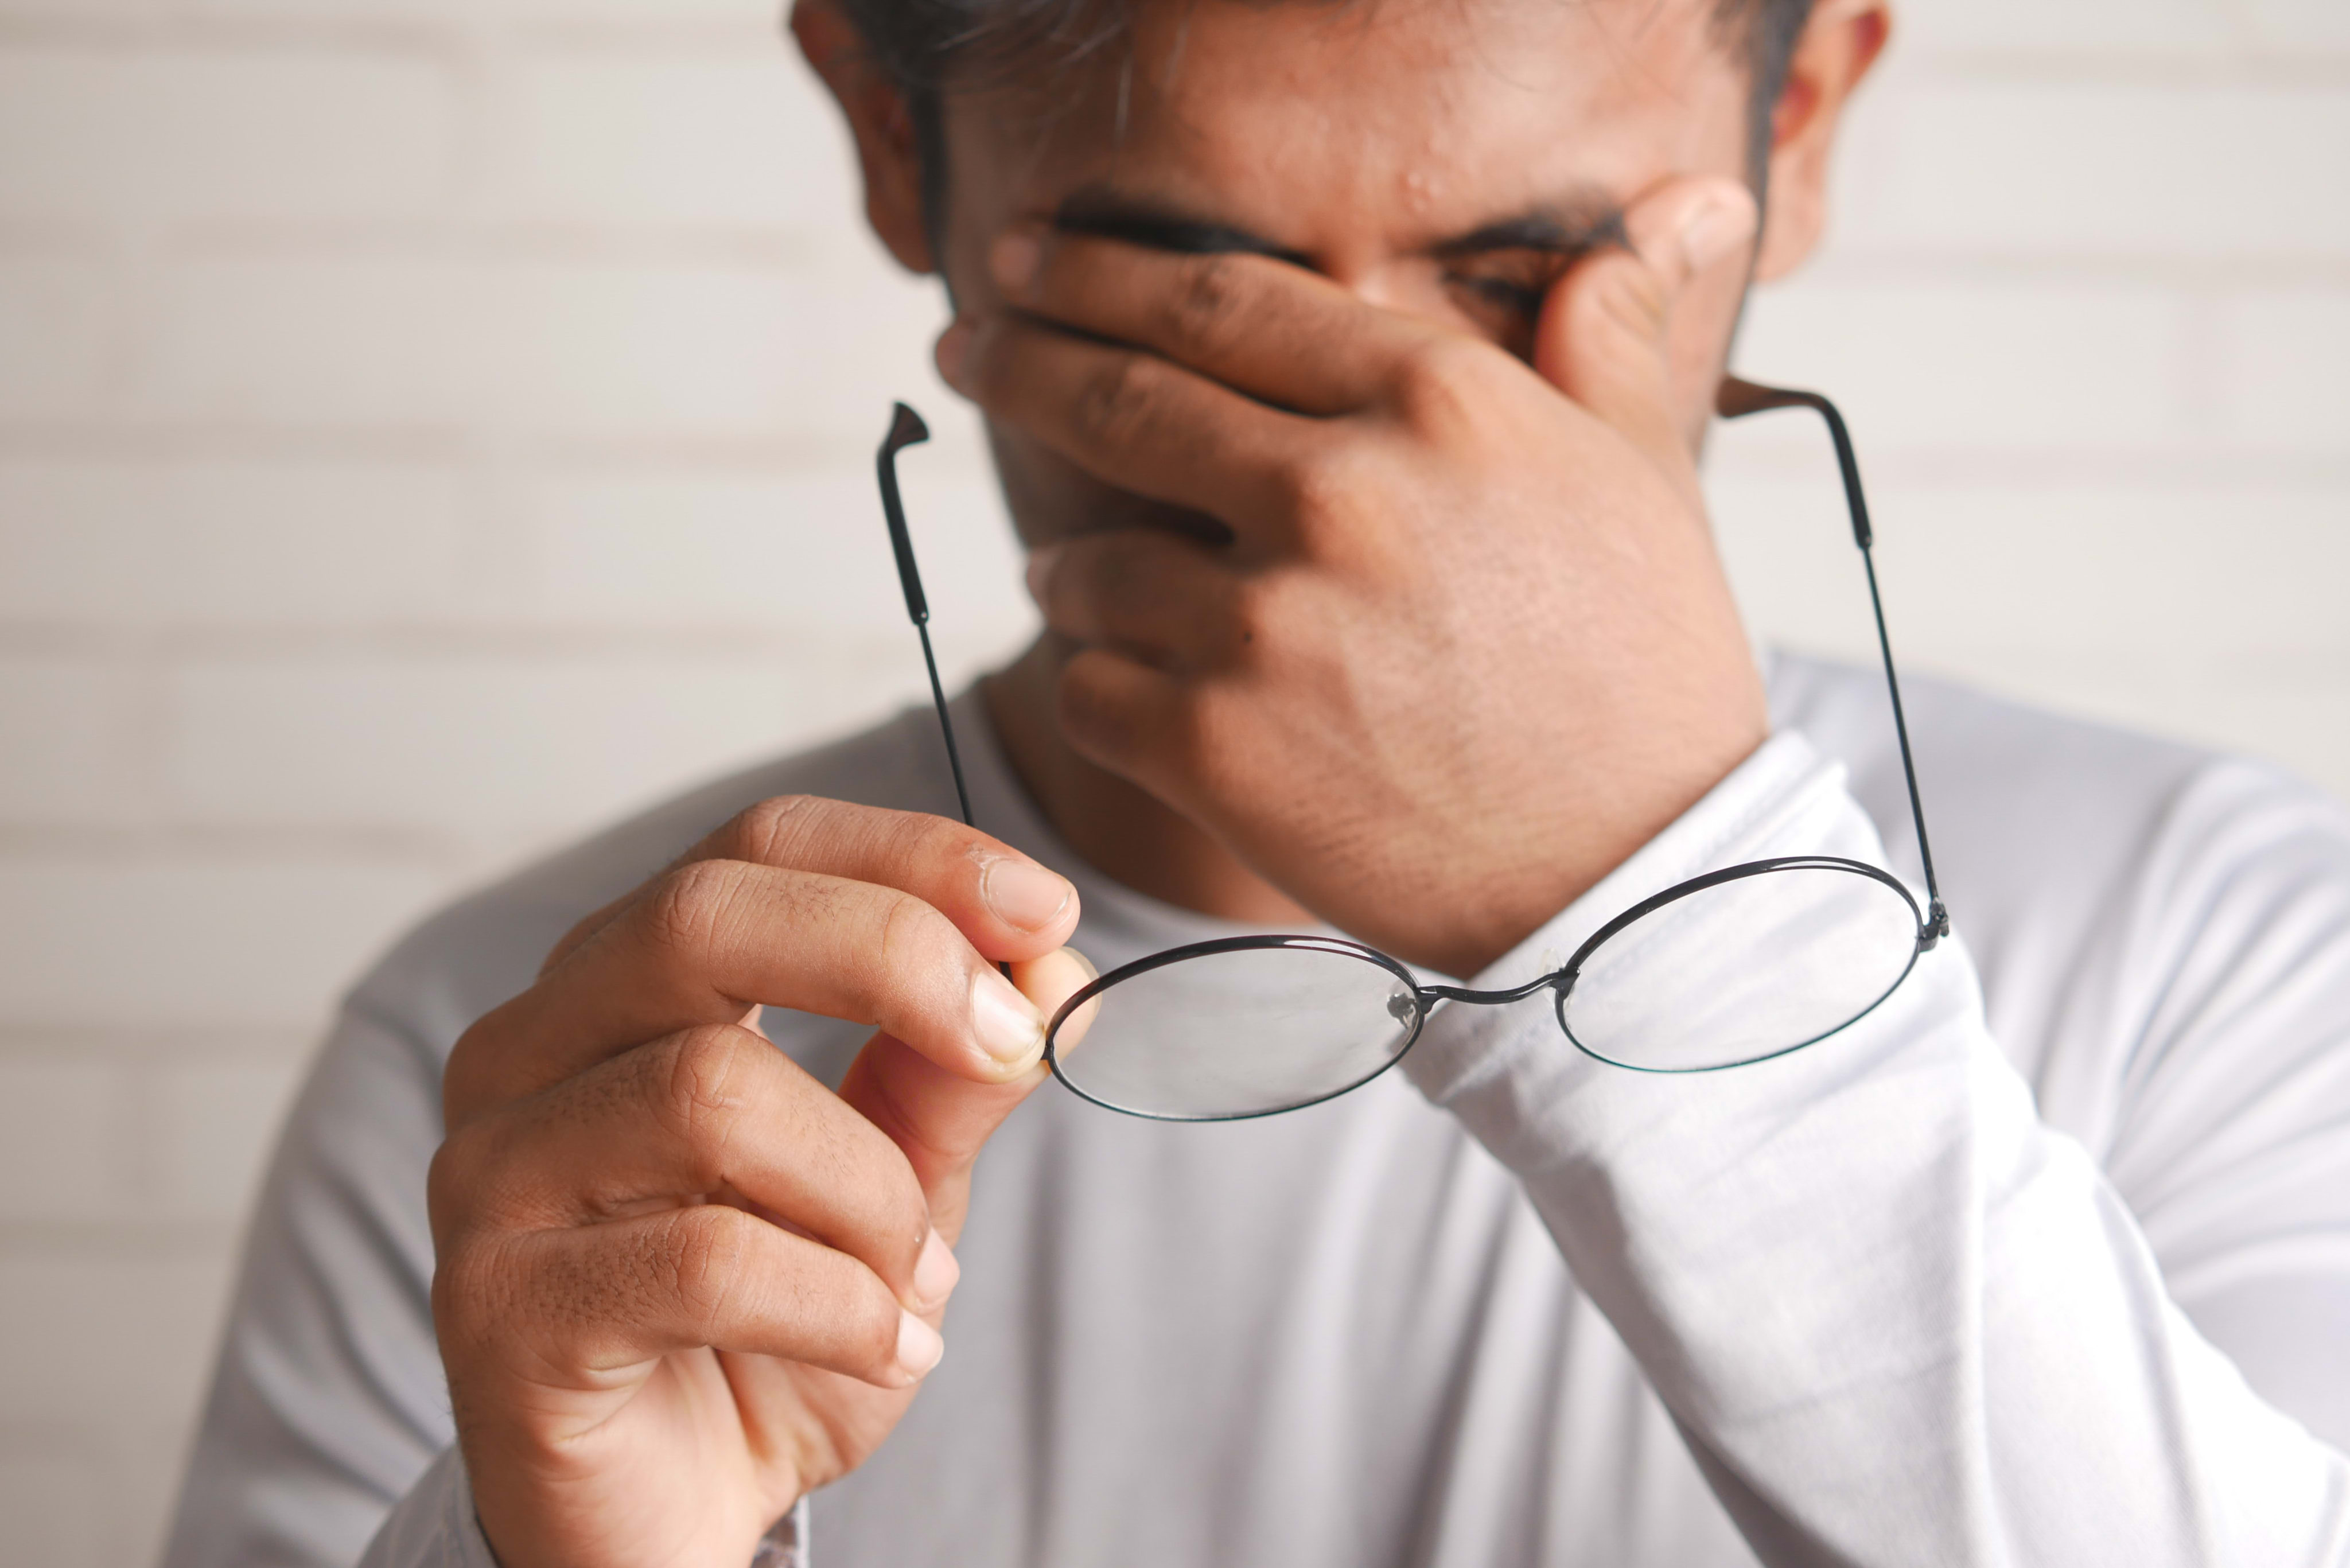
[835,0,1815,229]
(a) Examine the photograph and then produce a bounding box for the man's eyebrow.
[1050,190,1314,267]
[1047,189,1632,267]
[1427,205,1629,260]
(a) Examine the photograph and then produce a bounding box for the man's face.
[928,0,1760,548]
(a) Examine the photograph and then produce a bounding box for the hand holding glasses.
[876,379,1947,1122]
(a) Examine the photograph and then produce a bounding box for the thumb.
[1534,174,1757,477]
[835,946,1097,1243]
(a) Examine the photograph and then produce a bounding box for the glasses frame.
[876,376,1950,1123]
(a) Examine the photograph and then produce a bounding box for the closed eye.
[1447,273,1548,321]
[1441,258,1573,359]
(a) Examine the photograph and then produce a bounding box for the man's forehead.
[968,0,1737,252]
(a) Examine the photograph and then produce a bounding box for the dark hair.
[836,0,1816,231]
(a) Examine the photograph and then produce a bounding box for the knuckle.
[1076,353,1159,448]
[725,794,824,865]
[425,1131,488,1234]
[640,858,745,962]
[652,1025,762,1175]
[426,1112,559,1243]
[439,1017,501,1127]
[1165,256,1244,351]
[1392,338,1488,429]
[662,1205,750,1329]
[430,1228,525,1349]
[1278,443,1374,551]
[440,990,548,1129]
[870,885,954,973]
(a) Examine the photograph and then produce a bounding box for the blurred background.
[0,0,2343,1561]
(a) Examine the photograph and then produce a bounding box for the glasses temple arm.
[1716,376,1950,944]
[877,402,979,831]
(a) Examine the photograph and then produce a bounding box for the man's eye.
[1445,272,1548,322]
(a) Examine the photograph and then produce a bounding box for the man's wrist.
[1402,728,1849,1105]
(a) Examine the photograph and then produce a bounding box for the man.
[164,0,2350,1562]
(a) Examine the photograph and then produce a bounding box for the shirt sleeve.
[1402,732,2350,1566]
[352,1448,500,1568]
[349,1450,808,1568]
[159,1003,456,1568]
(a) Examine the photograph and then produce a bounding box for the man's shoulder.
[1767,648,2350,973]
[342,703,953,1067]
[1765,648,2339,893]
[1771,649,2212,810]
[1770,651,2350,1102]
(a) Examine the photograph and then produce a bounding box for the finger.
[1025,528,1249,674]
[1049,648,1215,809]
[1036,950,1101,1061]
[433,1022,950,1310]
[454,862,1052,1118]
[1534,175,1757,481]
[941,310,1318,537]
[838,945,1099,1240]
[679,796,1080,956]
[536,798,1077,989]
[472,1204,946,1391]
[989,228,1425,415]
[538,892,630,980]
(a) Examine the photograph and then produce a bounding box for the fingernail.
[990,231,1041,294]
[935,320,972,389]
[895,1310,945,1381]
[971,969,1046,1065]
[982,855,1072,931]
[912,1229,960,1307]
[1679,188,1757,275]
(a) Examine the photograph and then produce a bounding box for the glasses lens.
[1559,862,1923,1072]
[1048,941,1422,1120]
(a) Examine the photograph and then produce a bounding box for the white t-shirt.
[161,653,2350,1567]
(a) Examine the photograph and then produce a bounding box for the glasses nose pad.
[1386,986,1421,1028]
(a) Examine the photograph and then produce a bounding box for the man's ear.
[792,0,935,274]
[1752,0,1890,282]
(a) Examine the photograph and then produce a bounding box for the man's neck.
[983,638,1317,927]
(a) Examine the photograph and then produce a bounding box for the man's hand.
[941,176,1768,978]
[429,797,1089,1568]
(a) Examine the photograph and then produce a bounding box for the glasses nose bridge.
[1418,974,1563,1009]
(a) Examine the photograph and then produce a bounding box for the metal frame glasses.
[875,378,1948,1122]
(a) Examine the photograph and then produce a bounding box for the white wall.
[0,1,2343,1562]
[1714,1,2350,790]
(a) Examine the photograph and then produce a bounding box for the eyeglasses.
[875,378,1948,1122]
